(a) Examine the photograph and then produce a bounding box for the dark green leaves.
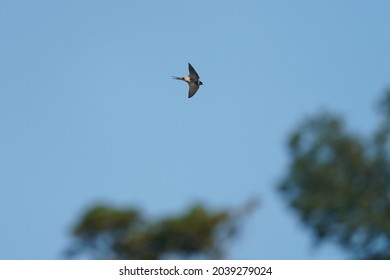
[279,91,390,259]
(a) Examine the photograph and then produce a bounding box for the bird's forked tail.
[172,76,184,80]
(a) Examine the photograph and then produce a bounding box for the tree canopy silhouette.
[279,91,390,259]
[66,200,258,259]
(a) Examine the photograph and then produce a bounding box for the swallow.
[172,63,203,98]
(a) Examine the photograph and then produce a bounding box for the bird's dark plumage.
[172,63,203,98]
[188,63,199,79]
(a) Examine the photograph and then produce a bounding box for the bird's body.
[172,63,203,98]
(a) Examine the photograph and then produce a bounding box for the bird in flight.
[172,63,203,98]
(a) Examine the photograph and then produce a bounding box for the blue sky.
[1,0,390,259]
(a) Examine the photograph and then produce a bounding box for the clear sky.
[1,0,390,259]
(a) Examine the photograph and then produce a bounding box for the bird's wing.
[188,83,199,98]
[188,63,200,79]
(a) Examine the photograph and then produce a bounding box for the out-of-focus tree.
[65,199,258,259]
[279,91,390,259]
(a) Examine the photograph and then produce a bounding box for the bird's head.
[198,80,203,85]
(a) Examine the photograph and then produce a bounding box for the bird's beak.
[199,81,203,85]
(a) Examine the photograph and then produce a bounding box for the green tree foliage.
[66,201,258,259]
[279,91,390,259]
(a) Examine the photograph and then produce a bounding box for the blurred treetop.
[279,90,390,259]
[66,199,258,260]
